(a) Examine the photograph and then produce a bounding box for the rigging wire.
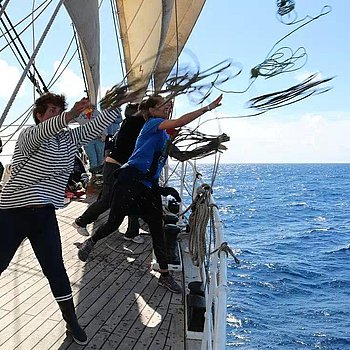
[72,25,89,98]
[0,0,65,129]
[0,4,49,94]
[44,37,77,89]
[0,0,52,51]
[31,0,37,101]
[0,0,10,19]
[109,0,126,83]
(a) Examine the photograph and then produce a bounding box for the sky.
[0,0,349,164]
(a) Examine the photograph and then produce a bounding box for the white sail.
[115,0,205,98]
[115,0,165,98]
[64,0,100,104]
[153,0,206,91]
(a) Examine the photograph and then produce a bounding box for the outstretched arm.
[158,94,223,130]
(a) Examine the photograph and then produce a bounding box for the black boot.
[58,299,88,345]
[164,224,181,265]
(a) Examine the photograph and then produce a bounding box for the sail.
[115,0,166,98]
[115,0,204,98]
[153,0,206,91]
[64,0,100,104]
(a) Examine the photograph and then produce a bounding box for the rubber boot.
[58,299,88,345]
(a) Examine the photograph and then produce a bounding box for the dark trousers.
[91,168,168,270]
[79,162,139,237]
[0,206,72,301]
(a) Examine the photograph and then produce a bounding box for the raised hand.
[71,98,92,116]
[207,94,223,111]
[67,98,92,122]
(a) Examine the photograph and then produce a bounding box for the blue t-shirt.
[127,117,170,187]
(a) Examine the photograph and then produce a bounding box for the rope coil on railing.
[188,183,212,266]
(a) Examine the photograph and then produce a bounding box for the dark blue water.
[205,164,350,350]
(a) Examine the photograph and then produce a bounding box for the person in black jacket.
[74,103,145,242]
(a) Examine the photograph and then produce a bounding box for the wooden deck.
[0,194,191,350]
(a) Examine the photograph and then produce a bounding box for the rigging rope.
[0,0,10,19]
[46,37,77,90]
[0,0,52,52]
[109,0,126,83]
[0,8,48,94]
[72,25,89,98]
[211,242,240,264]
[0,0,65,129]
[276,0,295,17]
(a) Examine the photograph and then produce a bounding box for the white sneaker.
[124,235,145,244]
[73,221,89,236]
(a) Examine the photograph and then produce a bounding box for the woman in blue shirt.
[77,94,223,293]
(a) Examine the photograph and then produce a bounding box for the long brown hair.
[138,95,163,119]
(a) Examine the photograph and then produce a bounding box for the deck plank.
[0,196,191,349]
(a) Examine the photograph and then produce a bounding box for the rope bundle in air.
[171,128,230,161]
[251,46,307,79]
[248,73,333,111]
[158,59,240,104]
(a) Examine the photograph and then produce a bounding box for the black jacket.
[108,115,145,164]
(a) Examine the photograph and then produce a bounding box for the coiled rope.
[188,184,212,267]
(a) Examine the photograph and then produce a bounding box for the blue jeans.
[84,139,105,170]
[0,206,72,301]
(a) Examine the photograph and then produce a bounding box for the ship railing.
[166,160,227,350]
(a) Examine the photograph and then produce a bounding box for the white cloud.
[0,59,26,99]
[210,111,350,163]
[53,61,85,100]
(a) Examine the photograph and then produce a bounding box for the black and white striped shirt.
[0,109,119,209]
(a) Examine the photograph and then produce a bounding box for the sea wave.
[209,163,350,349]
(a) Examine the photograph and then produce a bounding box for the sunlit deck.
[0,194,196,350]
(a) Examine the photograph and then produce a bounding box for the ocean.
[206,164,350,350]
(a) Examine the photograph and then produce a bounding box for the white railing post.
[212,204,227,350]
